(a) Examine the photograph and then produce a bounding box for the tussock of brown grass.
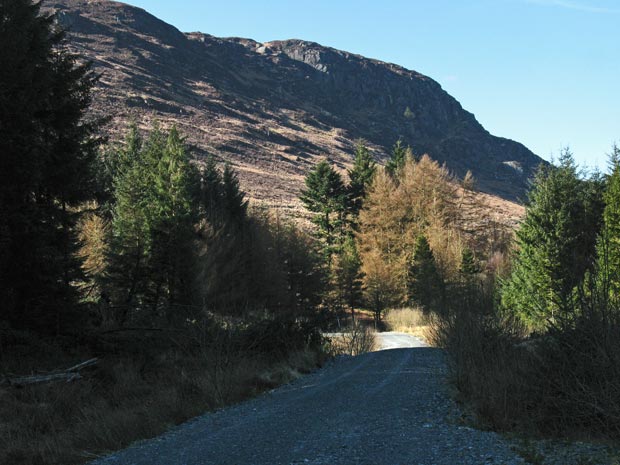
[0,330,325,465]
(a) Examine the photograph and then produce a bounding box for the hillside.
[43,0,541,216]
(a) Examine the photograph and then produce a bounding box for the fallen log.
[1,357,98,387]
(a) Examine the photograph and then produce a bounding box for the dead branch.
[1,358,98,387]
[95,327,185,335]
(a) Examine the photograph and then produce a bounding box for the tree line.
[299,139,505,326]
[0,0,509,338]
[0,1,326,336]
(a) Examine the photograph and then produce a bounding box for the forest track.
[91,344,525,464]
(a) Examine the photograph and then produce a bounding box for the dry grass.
[383,307,433,343]
[0,330,325,465]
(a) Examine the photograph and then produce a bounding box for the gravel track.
[91,336,528,465]
[375,332,427,350]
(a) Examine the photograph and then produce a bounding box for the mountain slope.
[43,0,542,213]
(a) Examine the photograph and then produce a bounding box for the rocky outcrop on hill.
[43,0,543,213]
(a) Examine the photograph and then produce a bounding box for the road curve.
[91,345,524,465]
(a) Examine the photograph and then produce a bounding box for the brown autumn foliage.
[76,211,109,294]
[357,155,465,313]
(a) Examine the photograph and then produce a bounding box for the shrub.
[328,321,376,356]
[435,280,620,437]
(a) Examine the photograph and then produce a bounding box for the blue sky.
[124,0,619,171]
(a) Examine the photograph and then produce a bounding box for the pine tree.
[98,124,143,216]
[106,131,153,321]
[0,0,98,332]
[147,127,199,314]
[596,144,620,299]
[200,155,223,225]
[347,140,376,220]
[500,150,602,328]
[385,139,409,178]
[221,162,248,226]
[332,236,364,318]
[107,125,199,323]
[300,159,347,261]
[460,248,479,276]
[408,235,443,311]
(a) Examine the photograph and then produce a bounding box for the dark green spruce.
[500,150,604,328]
[408,235,443,312]
[300,159,348,262]
[0,0,98,333]
[347,140,377,220]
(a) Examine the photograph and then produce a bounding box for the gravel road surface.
[375,332,426,350]
[92,336,526,465]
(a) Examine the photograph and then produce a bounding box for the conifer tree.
[0,0,98,331]
[300,159,347,261]
[460,248,479,276]
[462,170,476,192]
[363,247,402,324]
[332,236,364,318]
[596,144,620,299]
[200,155,223,225]
[98,124,143,215]
[357,155,462,311]
[222,162,248,226]
[500,150,602,328]
[408,235,443,311]
[147,127,199,314]
[385,139,409,178]
[106,129,153,320]
[107,125,199,323]
[110,124,143,182]
[347,140,376,219]
[196,160,255,314]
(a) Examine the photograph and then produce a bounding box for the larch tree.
[358,155,463,315]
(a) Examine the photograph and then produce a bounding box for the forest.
[1,2,619,464]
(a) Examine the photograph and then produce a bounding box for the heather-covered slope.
[43,0,543,213]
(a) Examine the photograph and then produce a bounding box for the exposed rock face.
[43,0,543,213]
